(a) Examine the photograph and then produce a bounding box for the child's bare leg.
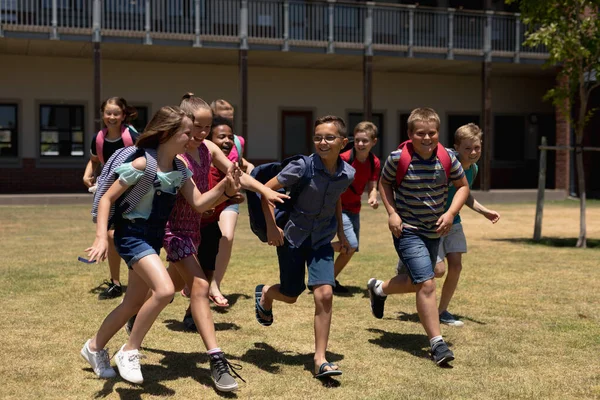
[257,284,297,323]
[438,253,462,313]
[125,255,175,351]
[382,273,417,294]
[107,230,121,285]
[333,249,356,278]
[415,279,441,339]
[434,260,446,278]
[312,284,337,373]
[210,210,238,299]
[175,256,218,350]
[89,268,148,351]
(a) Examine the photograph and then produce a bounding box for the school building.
[0,0,596,195]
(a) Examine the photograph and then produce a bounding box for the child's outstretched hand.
[262,188,290,207]
[436,212,454,236]
[368,195,379,209]
[85,237,109,264]
[484,209,500,224]
[388,212,403,238]
[225,169,242,197]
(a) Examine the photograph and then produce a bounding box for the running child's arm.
[379,178,403,238]
[436,175,469,235]
[240,157,255,174]
[336,198,350,254]
[261,176,285,247]
[83,157,100,188]
[206,140,289,206]
[465,195,500,223]
[180,168,241,214]
[367,180,379,209]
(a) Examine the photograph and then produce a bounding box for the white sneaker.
[114,344,144,384]
[80,339,117,379]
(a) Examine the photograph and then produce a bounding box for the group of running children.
[80,95,500,392]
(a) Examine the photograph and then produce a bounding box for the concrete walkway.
[0,189,567,206]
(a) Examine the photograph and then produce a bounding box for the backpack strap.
[121,125,134,147]
[436,144,452,181]
[472,163,479,185]
[119,147,158,215]
[233,134,245,170]
[395,141,414,187]
[95,129,107,164]
[173,157,189,191]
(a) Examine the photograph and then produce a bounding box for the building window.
[399,113,410,144]
[347,112,384,159]
[40,104,85,157]
[0,104,18,157]
[494,115,526,161]
[281,110,313,159]
[130,105,149,133]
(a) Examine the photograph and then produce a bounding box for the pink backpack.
[95,125,135,164]
[395,140,451,186]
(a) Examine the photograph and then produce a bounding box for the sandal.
[209,294,229,307]
[314,362,342,379]
[254,284,273,327]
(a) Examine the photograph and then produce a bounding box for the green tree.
[510,0,600,248]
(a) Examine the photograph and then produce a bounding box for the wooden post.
[533,136,547,241]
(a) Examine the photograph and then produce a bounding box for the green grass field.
[0,201,599,399]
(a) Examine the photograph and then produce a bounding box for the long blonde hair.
[135,106,192,149]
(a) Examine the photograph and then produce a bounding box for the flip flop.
[254,284,273,327]
[209,294,229,307]
[314,362,343,379]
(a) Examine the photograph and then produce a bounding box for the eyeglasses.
[313,135,342,143]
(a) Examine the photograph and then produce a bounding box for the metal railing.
[0,0,548,59]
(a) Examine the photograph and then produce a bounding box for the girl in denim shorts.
[81,106,239,385]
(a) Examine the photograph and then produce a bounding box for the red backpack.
[395,140,451,186]
[95,125,135,164]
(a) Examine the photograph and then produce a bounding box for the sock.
[430,335,444,350]
[374,280,387,297]
[207,348,222,355]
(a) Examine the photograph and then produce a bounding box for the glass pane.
[41,143,59,156]
[41,131,59,143]
[0,130,11,143]
[40,106,52,128]
[284,115,309,156]
[55,107,71,130]
[71,144,84,156]
[0,105,17,129]
[0,143,15,157]
[72,107,83,130]
[72,131,84,143]
[494,116,525,161]
[131,106,148,133]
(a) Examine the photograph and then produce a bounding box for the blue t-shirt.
[446,162,478,224]
[276,154,355,248]
[380,148,464,239]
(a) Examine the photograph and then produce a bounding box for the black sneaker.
[209,352,245,392]
[183,313,196,331]
[333,280,349,294]
[367,278,387,319]
[125,314,136,336]
[98,280,122,300]
[431,342,455,366]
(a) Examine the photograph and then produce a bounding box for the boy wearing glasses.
[367,108,469,366]
[254,115,355,379]
[331,121,381,293]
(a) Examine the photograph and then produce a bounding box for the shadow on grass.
[88,281,128,297]
[332,285,368,298]
[212,293,252,314]
[163,319,241,333]
[491,237,600,249]
[395,311,486,326]
[232,342,343,385]
[367,328,454,361]
[92,347,239,399]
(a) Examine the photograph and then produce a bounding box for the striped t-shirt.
[381,148,464,238]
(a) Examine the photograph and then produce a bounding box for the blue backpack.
[91,146,186,226]
[247,154,313,243]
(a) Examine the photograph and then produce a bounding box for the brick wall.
[0,159,85,193]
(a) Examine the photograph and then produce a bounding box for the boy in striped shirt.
[367,108,469,366]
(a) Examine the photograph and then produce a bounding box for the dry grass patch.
[0,201,598,399]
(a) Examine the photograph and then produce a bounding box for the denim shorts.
[276,237,335,298]
[223,203,240,214]
[341,210,360,251]
[393,229,440,285]
[198,221,222,271]
[114,220,164,269]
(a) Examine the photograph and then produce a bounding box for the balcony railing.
[0,0,547,61]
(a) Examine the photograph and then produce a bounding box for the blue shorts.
[341,210,360,251]
[393,230,440,285]
[223,203,240,213]
[276,237,335,298]
[114,220,164,269]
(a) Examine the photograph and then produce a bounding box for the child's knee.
[448,262,462,273]
[434,262,446,278]
[190,277,209,298]
[153,283,175,304]
[417,279,436,295]
[313,285,333,304]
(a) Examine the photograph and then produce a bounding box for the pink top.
[164,142,211,245]
[227,135,245,163]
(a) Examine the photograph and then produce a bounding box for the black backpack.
[246,155,313,243]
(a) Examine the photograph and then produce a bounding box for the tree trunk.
[575,143,587,248]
